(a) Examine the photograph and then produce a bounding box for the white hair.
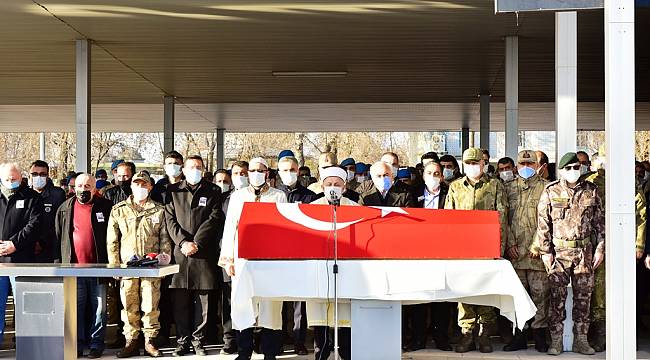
[370,161,392,176]
[0,162,21,176]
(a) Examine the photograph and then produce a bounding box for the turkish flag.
[238,203,500,260]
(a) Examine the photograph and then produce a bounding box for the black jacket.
[415,183,449,209]
[276,183,318,204]
[0,185,43,263]
[358,179,415,207]
[54,196,113,264]
[103,184,132,206]
[36,183,66,262]
[165,180,224,290]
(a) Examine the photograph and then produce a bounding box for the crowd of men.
[0,145,648,359]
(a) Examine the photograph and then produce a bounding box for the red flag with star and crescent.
[238,203,500,260]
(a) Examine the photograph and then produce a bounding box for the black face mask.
[117,179,131,189]
[75,189,92,204]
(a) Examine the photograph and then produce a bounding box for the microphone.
[325,186,342,206]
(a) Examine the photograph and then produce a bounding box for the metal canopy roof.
[1,1,649,132]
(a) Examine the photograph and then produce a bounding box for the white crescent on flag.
[276,203,364,231]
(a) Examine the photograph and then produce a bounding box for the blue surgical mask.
[373,176,392,193]
[2,180,20,190]
[518,166,536,179]
[184,168,203,185]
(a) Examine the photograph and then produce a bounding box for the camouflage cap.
[517,150,538,164]
[132,171,152,184]
[558,152,579,169]
[462,147,483,162]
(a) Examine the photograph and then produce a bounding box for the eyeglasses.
[30,172,48,177]
[563,164,581,171]
[248,169,268,173]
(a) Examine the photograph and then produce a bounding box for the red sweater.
[72,200,97,264]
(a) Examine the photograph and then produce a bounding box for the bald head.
[75,174,97,193]
[370,161,393,178]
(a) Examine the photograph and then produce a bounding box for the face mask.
[464,164,482,179]
[644,171,650,181]
[131,187,149,202]
[483,164,489,174]
[1,180,20,190]
[391,166,399,179]
[217,183,231,193]
[373,176,392,193]
[499,170,514,182]
[324,186,343,204]
[562,169,581,184]
[31,176,47,190]
[118,179,131,189]
[164,164,182,177]
[579,165,589,175]
[184,168,203,185]
[279,171,298,187]
[249,172,267,188]
[75,189,92,204]
[298,175,311,187]
[424,175,441,190]
[347,170,355,182]
[518,166,536,179]
[232,175,249,189]
[443,168,455,181]
[356,175,367,183]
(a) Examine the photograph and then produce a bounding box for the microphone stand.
[332,198,340,360]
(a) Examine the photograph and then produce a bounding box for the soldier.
[503,150,549,352]
[444,147,508,353]
[107,171,172,358]
[537,152,605,356]
[584,148,646,352]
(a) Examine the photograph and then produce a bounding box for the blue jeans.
[77,278,107,351]
[0,276,16,337]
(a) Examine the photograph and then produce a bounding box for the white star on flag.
[368,206,409,218]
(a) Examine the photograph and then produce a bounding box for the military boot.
[454,333,476,353]
[116,338,140,358]
[503,329,527,351]
[144,338,162,357]
[590,320,606,352]
[533,328,548,352]
[478,332,493,353]
[547,334,563,356]
[574,335,595,355]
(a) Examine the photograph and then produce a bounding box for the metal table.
[0,263,179,360]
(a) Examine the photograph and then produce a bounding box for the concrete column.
[505,36,519,160]
[216,129,225,169]
[555,11,578,161]
[604,0,636,358]
[480,94,491,151]
[39,133,46,161]
[163,96,175,154]
[75,39,91,173]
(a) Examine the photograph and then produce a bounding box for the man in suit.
[165,155,224,356]
[402,161,452,351]
[358,161,414,207]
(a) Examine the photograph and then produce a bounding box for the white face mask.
[131,187,149,202]
[464,164,482,179]
[499,170,514,182]
[443,168,455,181]
[184,168,203,185]
[324,186,343,204]
[217,183,231,193]
[346,170,355,182]
[164,164,182,178]
[249,172,267,188]
[562,169,581,184]
[424,175,441,191]
[391,166,399,178]
[279,171,298,187]
[232,175,249,189]
[356,175,367,183]
[31,176,47,190]
[579,165,589,176]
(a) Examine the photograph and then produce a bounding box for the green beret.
[462,147,483,162]
[558,152,579,169]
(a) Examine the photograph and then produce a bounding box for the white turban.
[320,166,347,182]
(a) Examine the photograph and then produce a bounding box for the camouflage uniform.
[536,178,605,340]
[445,173,508,335]
[584,170,646,350]
[107,196,172,342]
[505,174,549,329]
